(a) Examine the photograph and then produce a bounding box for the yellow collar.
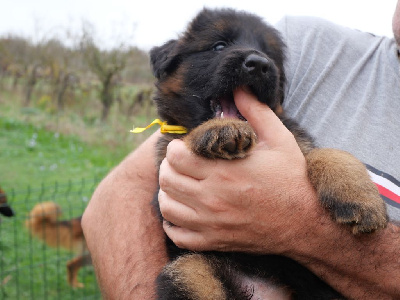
[130,119,187,134]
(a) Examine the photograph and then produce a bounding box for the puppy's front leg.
[184,119,257,160]
[306,148,388,234]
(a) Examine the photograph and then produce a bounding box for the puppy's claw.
[324,198,388,234]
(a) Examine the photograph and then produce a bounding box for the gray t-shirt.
[275,16,400,222]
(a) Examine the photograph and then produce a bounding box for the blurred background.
[0,0,397,298]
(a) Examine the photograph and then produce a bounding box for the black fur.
[150,8,348,300]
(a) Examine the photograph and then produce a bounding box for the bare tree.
[39,38,81,110]
[127,87,153,117]
[80,23,128,121]
[25,64,41,105]
[0,35,32,91]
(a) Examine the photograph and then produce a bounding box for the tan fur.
[67,254,92,288]
[160,69,184,96]
[306,149,387,234]
[215,19,228,32]
[0,188,6,204]
[25,201,91,288]
[274,104,284,116]
[183,118,257,160]
[163,254,226,300]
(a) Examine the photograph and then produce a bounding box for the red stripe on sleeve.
[375,183,400,204]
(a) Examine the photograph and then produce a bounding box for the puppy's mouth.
[211,93,246,121]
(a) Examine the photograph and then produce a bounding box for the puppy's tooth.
[221,111,224,118]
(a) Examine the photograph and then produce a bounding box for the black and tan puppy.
[149,8,387,299]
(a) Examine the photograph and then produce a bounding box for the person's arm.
[159,89,400,299]
[292,214,400,299]
[82,131,167,299]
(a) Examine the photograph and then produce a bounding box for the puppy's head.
[150,8,286,130]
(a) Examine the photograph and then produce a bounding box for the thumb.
[234,88,294,148]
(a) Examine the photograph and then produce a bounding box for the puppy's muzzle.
[243,54,271,78]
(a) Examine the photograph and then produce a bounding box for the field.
[0,77,157,299]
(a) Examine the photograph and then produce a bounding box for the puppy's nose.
[243,54,270,75]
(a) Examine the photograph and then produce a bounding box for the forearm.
[290,202,400,299]
[82,132,168,299]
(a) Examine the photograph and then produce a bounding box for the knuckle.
[173,239,187,249]
[170,233,205,252]
[158,163,171,190]
[207,197,228,214]
[158,172,167,189]
[167,231,186,249]
[166,140,183,165]
[158,191,169,214]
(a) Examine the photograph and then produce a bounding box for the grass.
[1,181,100,299]
[0,118,106,299]
[0,80,158,299]
[0,81,157,189]
[1,117,125,188]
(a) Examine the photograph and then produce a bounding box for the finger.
[166,139,217,180]
[158,189,198,228]
[163,222,208,251]
[159,158,201,205]
[234,88,294,148]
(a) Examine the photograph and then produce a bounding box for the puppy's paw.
[306,148,388,234]
[321,191,388,234]
[184,119,256,159]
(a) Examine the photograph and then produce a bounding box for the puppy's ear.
[150,39,179,79]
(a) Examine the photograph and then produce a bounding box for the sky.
[1,0,397,50]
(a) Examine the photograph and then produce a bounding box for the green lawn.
[0,117,110,299]
[2,118,118,188]
[0,117,129,299]
[0,87,157,299]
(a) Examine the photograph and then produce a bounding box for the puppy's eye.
[212,41,228,51]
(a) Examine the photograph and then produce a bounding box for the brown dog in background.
[25,201,91,288]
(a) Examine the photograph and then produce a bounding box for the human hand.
[158,88,319,254]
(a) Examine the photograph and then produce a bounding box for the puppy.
[25,201,91,288]
[149,8,387,299]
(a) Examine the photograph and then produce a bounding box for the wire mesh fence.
[0,178,102,299]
